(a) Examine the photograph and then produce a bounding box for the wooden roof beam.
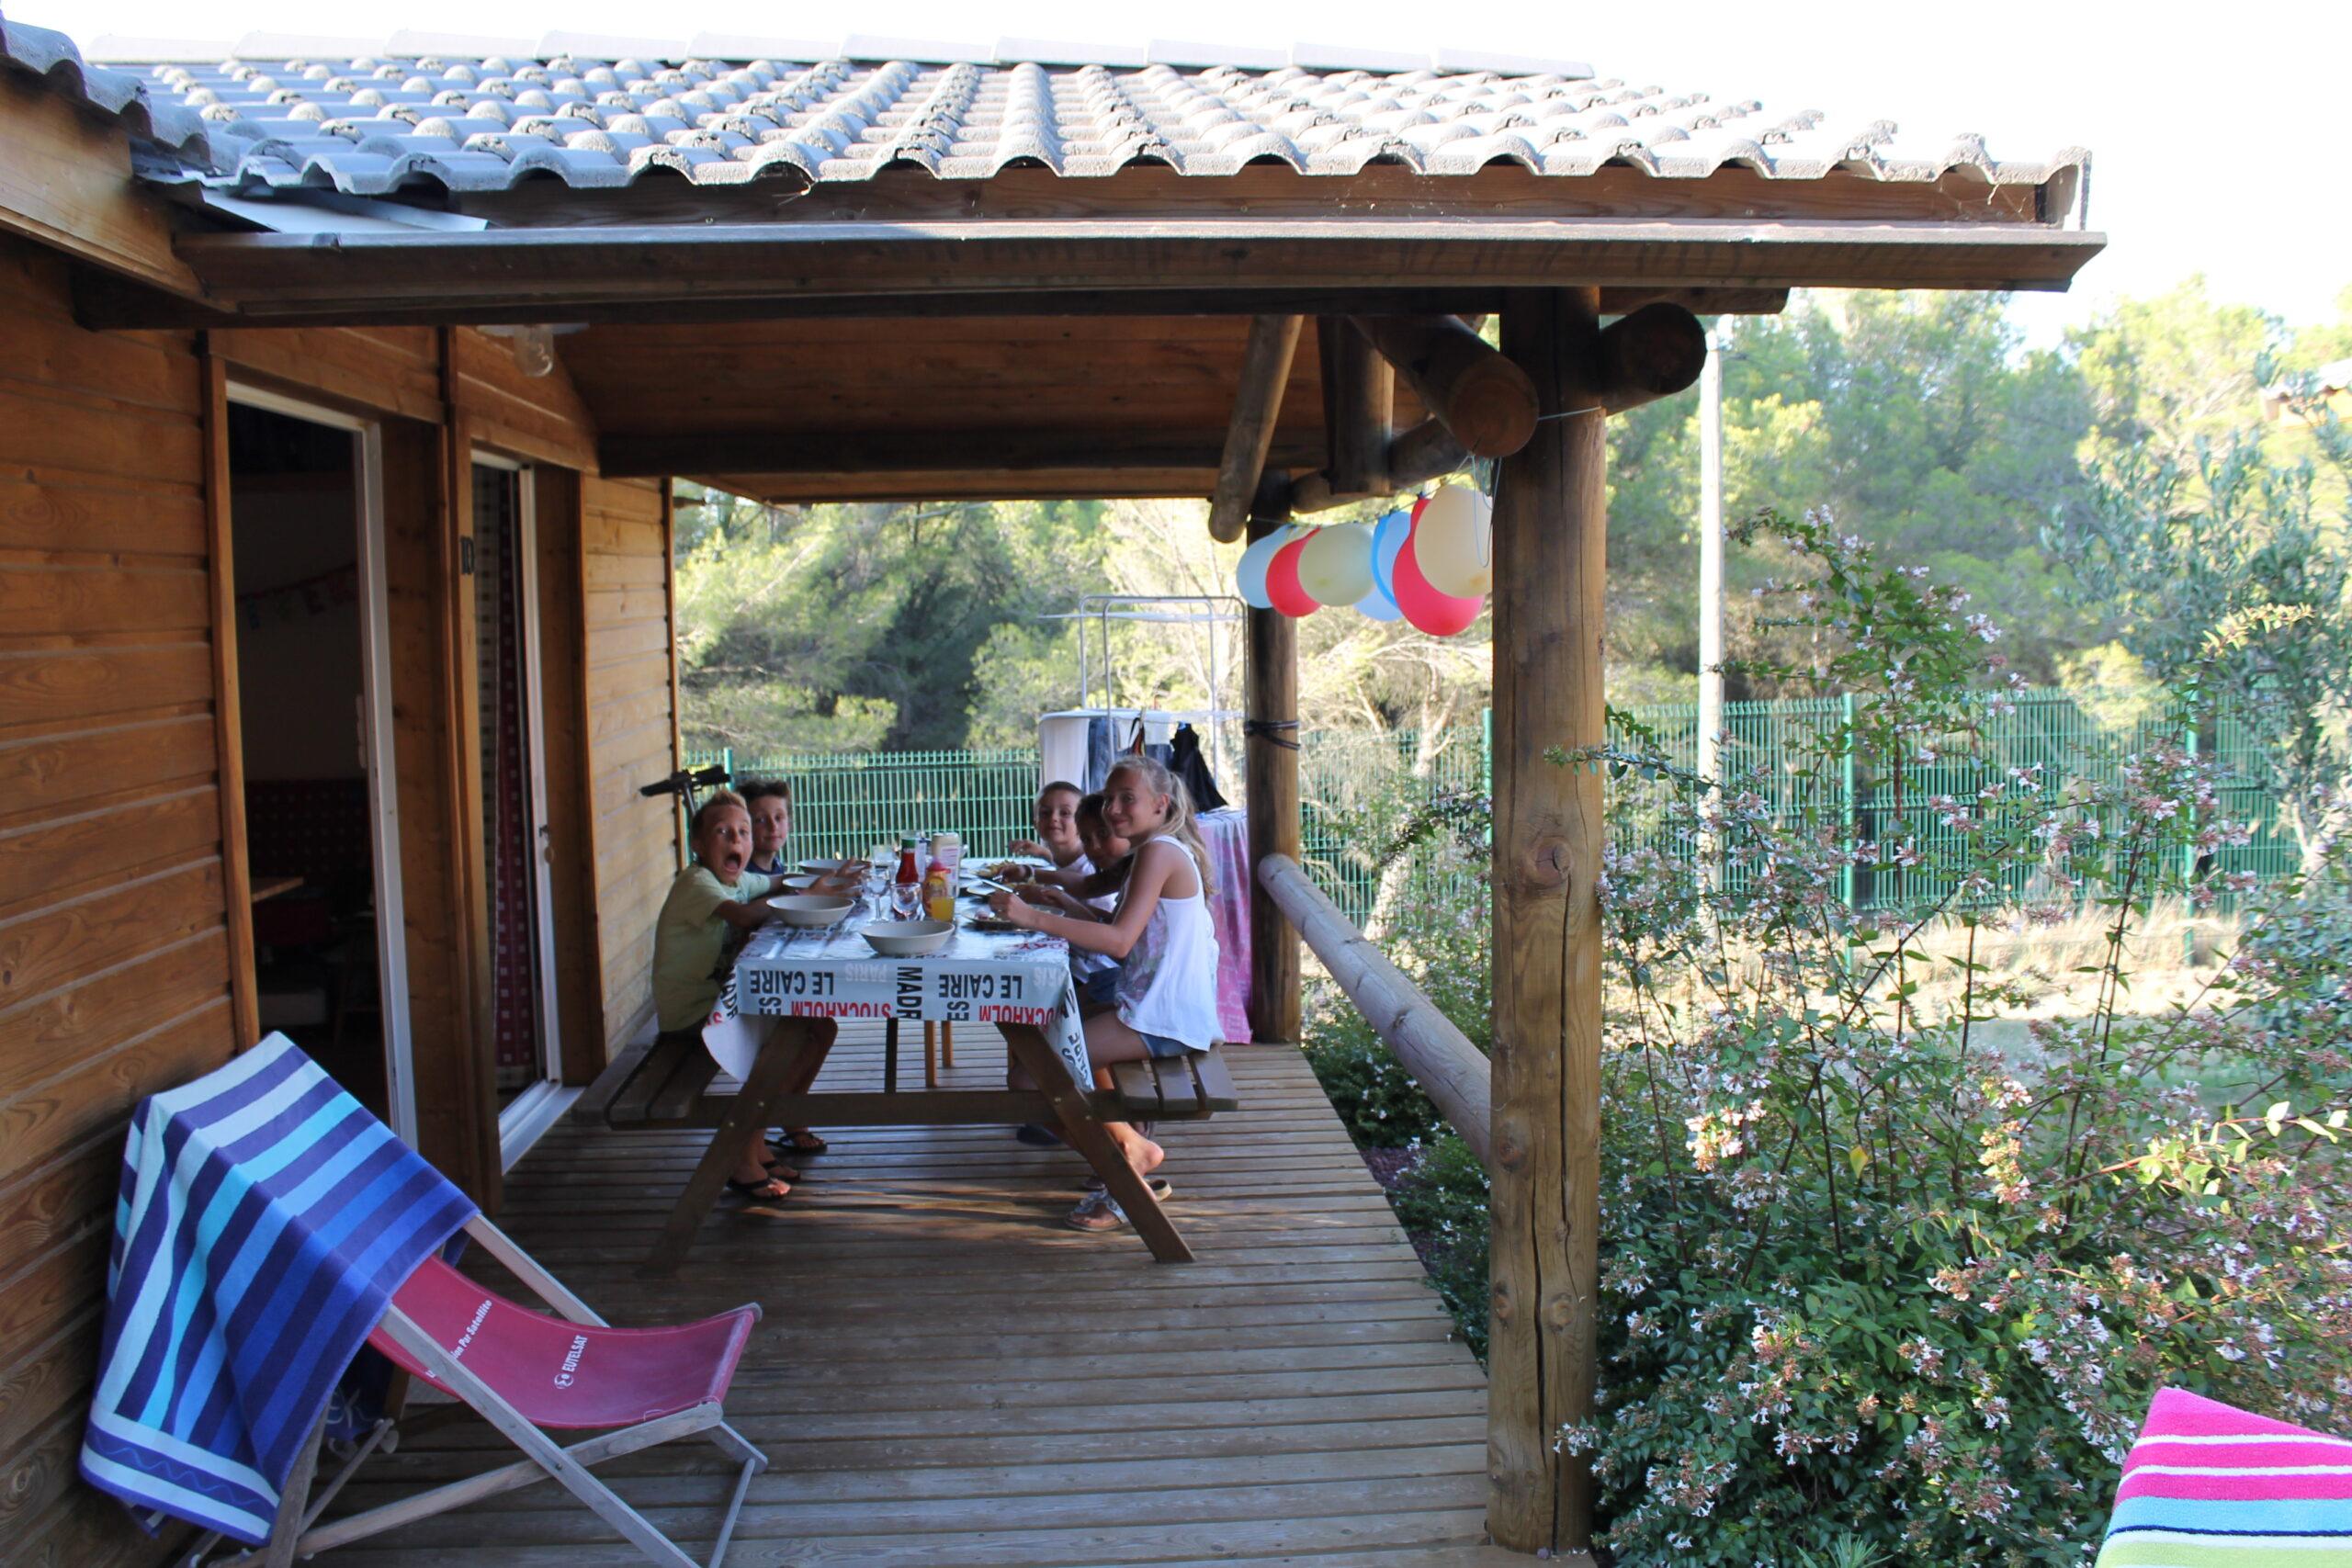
[77,274,1786,331]
[1205,314,1304,545]
[1273,303,1707,513]
[1318,315,1392,497]
[598,427,1321,480]
[80,221,2099,330]
[1351,313,1538,458]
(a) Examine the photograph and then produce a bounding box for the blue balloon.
[1370,510,1410,599]
[1354,581,1403,621]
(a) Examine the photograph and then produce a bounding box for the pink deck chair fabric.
[367,1255,759,1429]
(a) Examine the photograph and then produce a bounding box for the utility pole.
[1696,324,1724,889]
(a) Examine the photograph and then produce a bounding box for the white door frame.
[473,453,576,1167]
[224,382,420,1146]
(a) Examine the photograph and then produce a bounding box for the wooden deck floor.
[328,1025,1514,1566]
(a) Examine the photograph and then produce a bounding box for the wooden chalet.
[0,16,2099,1566]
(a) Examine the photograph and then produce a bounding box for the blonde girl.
[987,755,1220,1231]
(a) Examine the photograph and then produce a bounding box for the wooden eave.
[54,159,2100,506]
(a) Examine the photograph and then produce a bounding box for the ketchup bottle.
[891,838,922,919]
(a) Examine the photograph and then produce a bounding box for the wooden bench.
[582,1028,1239,1132]
[1108,1045,1240,1122]
[574,1032,722,1131]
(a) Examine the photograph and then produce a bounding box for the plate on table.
[862,919,953,956]
[799,859,861,877]
[965,914,1023,934]
[768,895,853,928]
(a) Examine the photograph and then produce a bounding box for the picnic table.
[584,903,1236,1276]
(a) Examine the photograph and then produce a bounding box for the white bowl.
[800,858,860,876]
[768,895,853,928]
[778,874,819,892]
[862,919,953,956]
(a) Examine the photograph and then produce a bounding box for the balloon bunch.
[1234,484,1492,637]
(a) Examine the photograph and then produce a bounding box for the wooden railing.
[1255,853,1493,1167]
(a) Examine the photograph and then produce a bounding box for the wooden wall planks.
[0,232,235,1568]
[0,238,670,1565]
[580,474,680,1060]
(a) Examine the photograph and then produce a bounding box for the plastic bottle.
[923,831,960,921]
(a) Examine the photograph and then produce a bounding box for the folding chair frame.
[205,1214,765,1568]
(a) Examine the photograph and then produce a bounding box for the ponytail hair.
[1103,755,1215,899]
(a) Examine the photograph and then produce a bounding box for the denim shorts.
[1080,968,1193,1057]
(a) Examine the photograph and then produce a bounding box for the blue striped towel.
[79,1033,476,1545]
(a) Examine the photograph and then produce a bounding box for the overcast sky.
[39,0,2352,344]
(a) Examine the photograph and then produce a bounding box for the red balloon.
[1266,530,1318,616]
[1393,513,1484,636]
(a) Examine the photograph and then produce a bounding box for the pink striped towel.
[2097,1387,2352,1565]
[1199,808,1253,1043]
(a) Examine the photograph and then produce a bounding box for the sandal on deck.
[725,1174,792,1202]
[761,1156,801,1182]
[1083,1175,1172,1202]
[776,1130,828,1154]
[1065,1191,1125,1233]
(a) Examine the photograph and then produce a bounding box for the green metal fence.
[684,746,1043,863]
[693,685,2304,920]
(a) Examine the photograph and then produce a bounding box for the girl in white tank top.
[985,755,1221,1232]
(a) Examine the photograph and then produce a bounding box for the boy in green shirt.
[652,789,855,1199]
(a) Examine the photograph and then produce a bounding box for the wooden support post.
[1206,314,1304,543]
[1350,314,1539,457]
[1487,288,1607,1561]
[198,349,259,1050]
[1317,314,1391,498]
[1244,513,1302,1044]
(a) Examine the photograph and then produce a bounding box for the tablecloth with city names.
[722,912,1091,1086]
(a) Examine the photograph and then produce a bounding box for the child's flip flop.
[724,1174,791,1202]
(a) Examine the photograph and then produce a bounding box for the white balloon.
[1235,525,1294,610]
[1414,484,1493,599]
[1296,524,1375,607]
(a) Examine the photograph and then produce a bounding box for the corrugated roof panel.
[0,13,2090,203]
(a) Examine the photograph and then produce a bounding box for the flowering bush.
[1578,510,2352,1563]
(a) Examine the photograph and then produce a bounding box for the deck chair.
[79,1033,763,1568]
[212,1213,767,1568]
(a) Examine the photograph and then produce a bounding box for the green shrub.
[1390,1132,1492,1359]
[1301,992,1447,1147]
[1339,508,2352,1565]
[1572,510,2352,1564]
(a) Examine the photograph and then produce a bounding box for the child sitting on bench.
[988,756,1220,1232]
[652,789,853,1200]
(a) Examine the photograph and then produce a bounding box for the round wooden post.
[1244,513,1302,1043]
[1487,287,1606,1559]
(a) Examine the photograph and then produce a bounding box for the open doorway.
[227,392,413,1136]
[473,457,570,1158]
